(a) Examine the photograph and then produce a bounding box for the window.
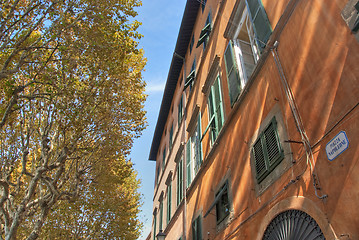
[162,147,166,172]
[177,158,184,206]
[246,0,272,51]
[190,35,194,53]
[203,180,231,224]
[156,166,160,185]
[353,1,359,32]
[192,215,202,240]
[185,59,196,90]
[215,182,230,224]
[201,0,207,12]
[203,75,224,145]
[197,13,212,49]
[252,117,284,183]
[186,115,203,188]
[225,0,272,106]
[224,41,241,106]
[167,182,172,224]
[153,212,157,240]
[342,0,359,41]
[169,124,173,151]
[178,95,183,126]
[159,200,163,231]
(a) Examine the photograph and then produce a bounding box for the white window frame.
[232,7,260,88]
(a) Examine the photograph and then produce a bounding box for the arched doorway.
[262,210,325,240]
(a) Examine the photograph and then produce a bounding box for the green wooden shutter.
[190,35,194,53]
[207,75,224,144]
[153,213,157,240]
[192,216,202,240]
[192,218,197,240]
[264,118,284,170]
[184,70,195,90]
[159,201,163,231]
[177,162,180,206]
[196,23,211,48]
[224,41,241,106]
[169,124,173,150]
[253,117,284,183]
[253,137,268,182]
[185,60,196,90]
[213,76,224,137]
[162,147,166,172]
[246,0,272,51]
[208,88,216,142]
[167,183,171,224]
[186,140,192,187]
[197,13,212,49]
[178,95,183,125]
[198,216,202,240]
[201,0,207,12]
[156,166,160,185]
[196,115,203,167]
[215,183,230,224]
[177,159,183,206]
[180,159,183,200]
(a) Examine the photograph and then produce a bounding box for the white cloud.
[145,82,165,93]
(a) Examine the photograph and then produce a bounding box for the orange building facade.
[147,0,359,239]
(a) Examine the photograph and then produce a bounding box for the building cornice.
[148,0,201,161]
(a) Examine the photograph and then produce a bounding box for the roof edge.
[148,0,200,161]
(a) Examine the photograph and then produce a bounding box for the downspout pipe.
[271,42,327,200]
[174,51,187,240]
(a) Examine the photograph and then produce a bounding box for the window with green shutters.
[185,60,196,91]
[156,166,160,185]
[178,95,183,126]
[192,215,202,240]
[186,140,192,188]
[215,182,230,224]
[234,12,259,83]
[190,35,194,53]
[201,0,207,12]
[162,147,166,172]
[177,158,183,206]
[197,13,212,49]
[153,212,157,240]
[167,182,172,224]
[159,200,163,231]
[169,124,173,151]
[186,115,203,188]
[224,41,241,106]
[204,75,224,145]
[225,0,272,107]
[246,0,272,52]
[193,117,203,174]
[252,117,284,183]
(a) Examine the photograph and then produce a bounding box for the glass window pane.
[247,0,260,19]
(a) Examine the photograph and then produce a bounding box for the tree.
[28,157,143,240]
[0,0,146,239]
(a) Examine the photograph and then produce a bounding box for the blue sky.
[130,1,187,239]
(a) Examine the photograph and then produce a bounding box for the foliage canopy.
[0,0,146,239]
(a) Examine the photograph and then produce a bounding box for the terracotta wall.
[150,0,359,239]
[183,0,359,239]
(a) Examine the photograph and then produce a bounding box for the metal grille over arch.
[262,210,326,240]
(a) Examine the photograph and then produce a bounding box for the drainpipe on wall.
[270,42,327,200]
[174,51,187,240]
[183,62,188,240]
